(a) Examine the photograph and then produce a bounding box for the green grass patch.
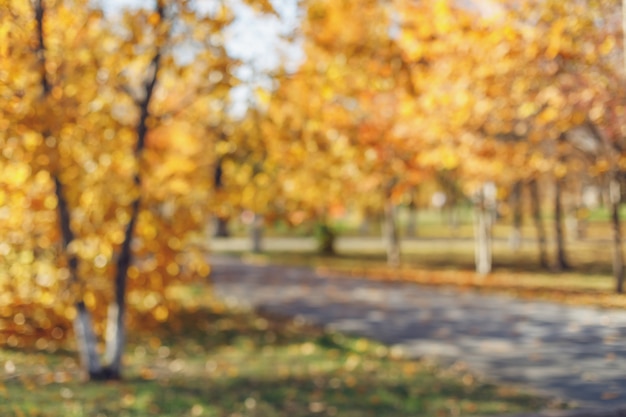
[1,283,555,417]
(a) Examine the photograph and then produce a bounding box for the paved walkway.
[209,255,626,415]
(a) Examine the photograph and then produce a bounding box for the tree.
[0,0,252,379]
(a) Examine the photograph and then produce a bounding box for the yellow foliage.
[0,0,244,348]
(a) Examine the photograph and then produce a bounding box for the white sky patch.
[95,0,303,117]
[225,0,303,116]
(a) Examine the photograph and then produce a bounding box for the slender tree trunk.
[104,37,161,376]
[529,179,549,269]
[55,177,103,377]
[509,181,523,251]
[554,133,571,271]
[473,183,494,275]
[102,1,164,379]
[37,0,103,379]
[586,122,626,293]
[38,0,165,380]
[554,176,570,271]
[609,177,625,293]
[34,0,51,96]
[250,213,263,253]
[573,184,587,240]
[74,302,103,377]
[213,217,230,237]
[212,159,230,237]
[616,2,626,292]
[316,221,336,255]
[359,215,371,235]
[406,189,418,238]
[103,196,140,378]
[384,197,400,267]
[406,207,417,239]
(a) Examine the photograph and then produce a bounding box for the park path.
[209,255,626,414]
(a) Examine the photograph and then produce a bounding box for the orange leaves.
[0,0,247,350]
[241,0,276,16]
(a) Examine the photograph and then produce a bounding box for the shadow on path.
[209,255,626,414]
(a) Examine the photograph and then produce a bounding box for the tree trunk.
[529,179,549,269]
[250,213,263,253]
[315,220,336,255]
[585,121,625,293]
[405,189,418,238]
[100,13,163,374]
[384,198,400,267]
[212,158,230,237]
[473,183,494,275]
[509,181,523,251]
[359,216,371,236]
[38,0,104,379]
[73,303,103,378]
[99,11,163,374]
[609,177,625,293]
[39,0,164,380]
[55,176,103,377]
[103,197,140,378]
[617,0,625,290]
[214,217,230,237]
[573,185,588,240]
[554,176,570,271]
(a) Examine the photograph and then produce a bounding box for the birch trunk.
[36,0,104,378]
[473,184,494,275]
[384,198,400,267]
[103,197,140,378]
[39,0,165,380]
[250,213,263,253]
[101,22,162,374]
[56,177,103,378]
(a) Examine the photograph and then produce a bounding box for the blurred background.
[1,0,626,413]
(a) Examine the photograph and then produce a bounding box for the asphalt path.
[209,255,626,414]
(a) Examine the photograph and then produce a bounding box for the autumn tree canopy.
[0,0,276,379]
[3,0,626,380]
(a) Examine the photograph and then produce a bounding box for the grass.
[0,283,555,417]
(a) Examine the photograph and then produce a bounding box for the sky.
[98,0,303,115]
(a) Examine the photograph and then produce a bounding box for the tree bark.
[405,189,418,238]
[316,222,336,255]
[529,179,549,269]
[38,0,166,380]
[213,217,230,237]
[103,196,140,378]
[55,177,103,377]
[553,176,570,271]
[509,181,523,251]
[212,158,230,237]
[250,213,264,253]
[384,197,400,267]
[74,301,104,378]
[37,0,103,379]
[103,6,163,375]
[609,178,625,293]
[585,122,625,293]
[473,183,494,275]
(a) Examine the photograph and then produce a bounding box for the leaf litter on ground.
[0,283,563,417]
